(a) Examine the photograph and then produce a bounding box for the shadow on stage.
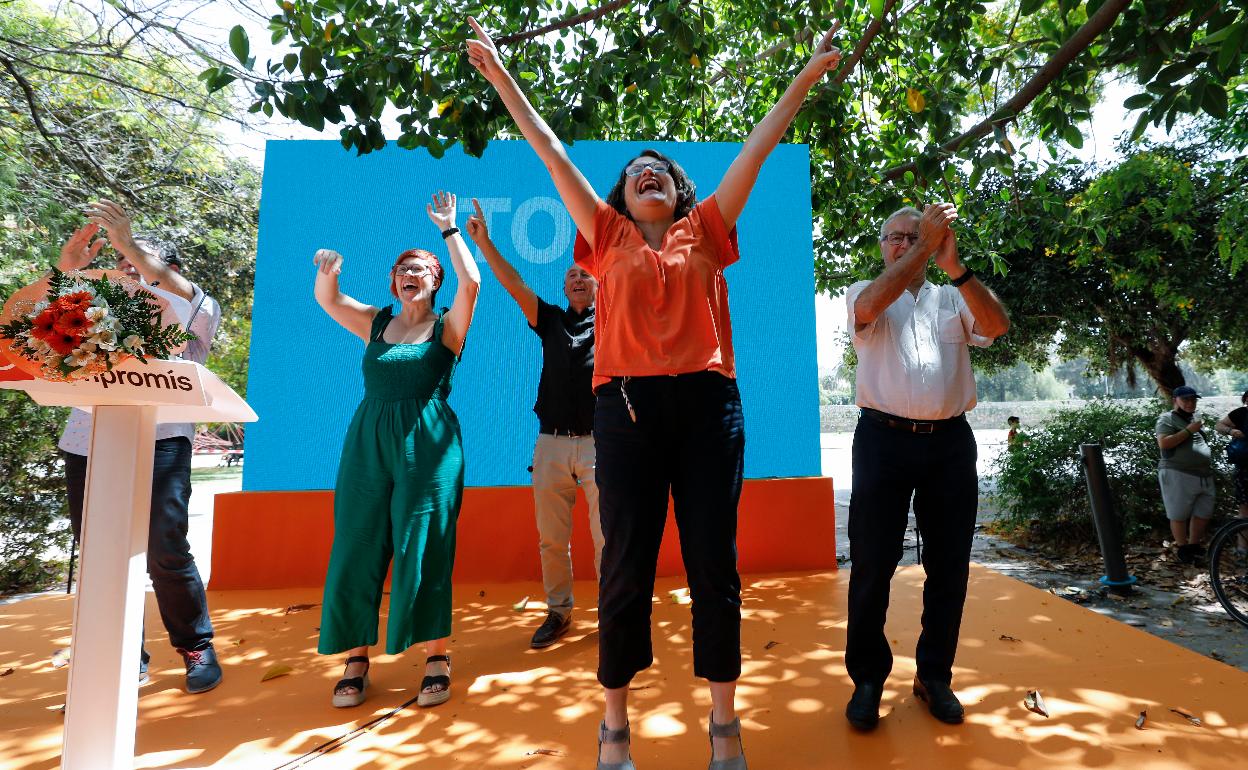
[2,565,1245,769]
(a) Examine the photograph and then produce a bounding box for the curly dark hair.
[604,149,698,222]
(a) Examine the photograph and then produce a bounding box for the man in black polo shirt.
[465,200,601,649]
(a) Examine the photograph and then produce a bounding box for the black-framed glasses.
[883,232,920,245]
[624,160,670,177]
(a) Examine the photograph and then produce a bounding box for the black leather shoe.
[178,645,222,694]
[913,678,964,724]
[530,611,572,649]
[845,683,883,731]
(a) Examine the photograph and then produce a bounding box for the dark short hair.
[132,232,181,268]
[1241,389,1248,404]
[1007,416,1020,423]
[604,149,697,223]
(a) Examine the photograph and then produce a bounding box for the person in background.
[56,202,223,692]
[1156,385,1215,565]
[1214,389,1248,551]
[464,199,603,650]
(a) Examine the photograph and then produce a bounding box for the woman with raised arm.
[468,17,845,770]
[312,191,480,710]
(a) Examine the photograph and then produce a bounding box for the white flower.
[88,329,118,350]
[122,334,145,354]
[85,306,108,322]
[66,346,98,368]
[108,351,123,365]
[32,300,49,313]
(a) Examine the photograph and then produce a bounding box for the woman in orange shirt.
[469,17,846,770]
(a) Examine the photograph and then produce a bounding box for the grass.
[190,465,243,483]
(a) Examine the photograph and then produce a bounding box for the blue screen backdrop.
[244,140,820,490]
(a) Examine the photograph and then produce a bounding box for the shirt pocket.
[938,309,967,344]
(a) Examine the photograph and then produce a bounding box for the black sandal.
[417,654,451,708]
[331,655,370,708]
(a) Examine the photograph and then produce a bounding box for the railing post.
[1080,443,1138,595]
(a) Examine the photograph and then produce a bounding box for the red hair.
[390,248,443,299]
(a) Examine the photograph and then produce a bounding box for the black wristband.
[950,266,975,287]
[441,227,460,239]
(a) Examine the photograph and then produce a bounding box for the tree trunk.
[1127,336,1185,397]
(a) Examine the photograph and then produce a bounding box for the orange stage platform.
[3,566,1246,769]
[208,478,838,589]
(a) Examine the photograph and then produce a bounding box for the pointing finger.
[472,198,484,218]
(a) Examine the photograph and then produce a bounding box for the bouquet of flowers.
[0,268,194,382]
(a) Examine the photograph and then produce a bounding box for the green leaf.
[518,71,538,81]
[1122,93,1153,110]
[283,53,298,73]
[1062,125,1084,149]
[229,25,250,67]
[869,0,885,18]
[1217,24,1244,74]
[1019,0,1044,15]
[1201,85,1229,119]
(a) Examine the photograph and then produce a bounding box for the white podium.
[0,358,256,770]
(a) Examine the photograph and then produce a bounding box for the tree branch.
[834,0,900,85]
[495,0,634,46]
[880,0,1134,182]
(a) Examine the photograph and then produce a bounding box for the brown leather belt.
[860,408,965,434]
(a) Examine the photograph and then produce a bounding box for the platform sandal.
[596,720,636,770]
[707,712,748,770]
[331,655,370,708]
[417,654,451,708]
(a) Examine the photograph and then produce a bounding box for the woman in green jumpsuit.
[311,191,481,708]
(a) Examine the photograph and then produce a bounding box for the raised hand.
[84,199,138,251]
[427,191,458,231]
[933,229,962,276]
[313,248,344,276]
[802,23,845,80]
[58,223,105,271]
[466,198,490,245]
[465,16,505,82]
[918,203,958,252]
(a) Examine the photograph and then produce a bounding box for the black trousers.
[845,414,978,686]
[64,437,214,652]
[594,371,745,689]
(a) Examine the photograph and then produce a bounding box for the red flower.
[30,309,59,340]
[47,332,79,356]
[60,291,92,307]
[54,309,90,336]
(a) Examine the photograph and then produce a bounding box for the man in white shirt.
[842,204,1010,731]
[56,201,224,693]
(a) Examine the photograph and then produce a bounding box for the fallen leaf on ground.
[1135,710,1147,730]
[1023,690,1049,717]
[999,634,1022,642]
[478,590,486,598]
[50,649,70,669]
[764,640,781,650]
[526,749,564,757]
[1170,708,1202,726]
[261,664,294,682]
[668,588,691,605]
[0,668,13,677]
[512,596,530,611]
[234,638,246,646]
[284,603,318,615]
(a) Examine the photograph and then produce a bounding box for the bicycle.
[1208,516,1248,629]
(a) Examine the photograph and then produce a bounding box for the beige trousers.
[532,433,603,617]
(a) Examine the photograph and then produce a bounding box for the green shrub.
[0,391,70,594]
[990,399,1237,549]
